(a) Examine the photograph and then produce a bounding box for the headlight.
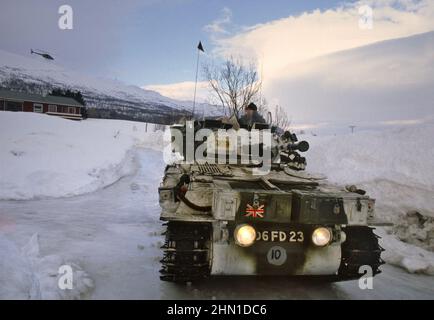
[312,227,332,246]
[234,224,256,247]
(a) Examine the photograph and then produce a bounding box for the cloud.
[214,0,434,80]
[143,81,210,102]
[267,31,434,123]
[209,0,434,124]
[203,7,233,39]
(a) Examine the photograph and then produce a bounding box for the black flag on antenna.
[192,41,204,119]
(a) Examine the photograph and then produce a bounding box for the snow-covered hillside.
[0,49,222,122]
[0,112,163,200]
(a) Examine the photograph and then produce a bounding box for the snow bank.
[0,112,164,200]
[0,234,34,299]
[304,123,434,274]
[307,123,434,219]
[378,228,434,275]
[0,233,94,299]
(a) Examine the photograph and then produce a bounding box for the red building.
[0,89,84,120]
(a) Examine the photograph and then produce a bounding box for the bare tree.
[203,57,262,118]
[255,101,291,131]
[256,96,270,119]
[255,103,291,131]
[272,105,291,130]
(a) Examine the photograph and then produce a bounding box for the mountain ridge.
[0,49,222,123]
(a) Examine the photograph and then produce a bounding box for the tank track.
[160,221,212,282]
[338,226,385,280]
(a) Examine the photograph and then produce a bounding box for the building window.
[5,101,23,112]
[0,99,4,110]
[33,103,43,113]
[48,105,57,113]
[68,107,75,114]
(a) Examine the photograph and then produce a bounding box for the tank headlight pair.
[234,224,256,247]
[311,227,332,247]
[234,225,332,247]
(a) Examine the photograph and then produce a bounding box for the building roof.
[0,89,84,107]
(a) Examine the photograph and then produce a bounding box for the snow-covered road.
[1,148,433,299]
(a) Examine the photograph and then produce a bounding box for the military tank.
[158,119,384,282]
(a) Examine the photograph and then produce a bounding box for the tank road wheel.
[338,226,385,280]
[160,222,212,282]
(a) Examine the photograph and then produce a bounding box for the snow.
[0,112,164,200]
[305,122,434,274]
[0,234,34,299]
[0,49,223,116]
[0,148,167,300]
[1,148,433,299]
[0,233,94,299]
[378,229,434,275]
[0,50,174,106]
[1,112,434,300]
[306,123,434,221]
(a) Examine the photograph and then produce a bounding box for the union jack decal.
[245,204,265,218]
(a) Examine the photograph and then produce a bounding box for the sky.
[0,0,344,85]
[1,0,434,126]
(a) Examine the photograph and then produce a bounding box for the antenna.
[192,41,204,120]
[259,53,264,106]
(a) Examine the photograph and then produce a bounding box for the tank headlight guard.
[312,227,332,247]
[234,224,256,247]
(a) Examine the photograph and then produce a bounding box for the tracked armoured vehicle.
[158,119,384,282]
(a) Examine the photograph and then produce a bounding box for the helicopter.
[30,49,54,60]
